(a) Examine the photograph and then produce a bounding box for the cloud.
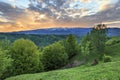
[9,0,17,8]
[0,16,9,22]
[99,4,114,11]
[9,0,16,2]
[98,0,117,11]
[103,21,120,24]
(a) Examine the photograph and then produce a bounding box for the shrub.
[42,42,68,71]
[10,38,44,75]
[103,55,112,62]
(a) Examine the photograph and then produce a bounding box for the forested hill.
[9,28,120,37]
[0,34,69,46]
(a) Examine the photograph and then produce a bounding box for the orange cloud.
[97,0,116,11]
[99,3,114,11]
[103,21,120,25]
[81,0,90,3]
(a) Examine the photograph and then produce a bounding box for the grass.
[5,37,120,80]
[5,61,120,80]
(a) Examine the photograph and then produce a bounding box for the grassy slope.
[5,37,120,80]
[105,37,120,61]
[5,61,120,80]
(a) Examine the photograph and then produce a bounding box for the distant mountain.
[10,28,120,37]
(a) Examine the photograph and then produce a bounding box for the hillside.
[5,37,120,80]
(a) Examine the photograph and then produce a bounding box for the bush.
[103,55,112,62]
[42,42,68,71]
[10,38,44,75]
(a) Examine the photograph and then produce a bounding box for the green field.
[5,37,120,80]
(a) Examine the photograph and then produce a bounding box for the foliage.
[103,54,112,62]
[0,50,12,78]
[42,42,68,70]
[10,38,43,75]
[65,34,79,58]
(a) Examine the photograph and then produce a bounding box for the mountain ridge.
[8,28,120,37]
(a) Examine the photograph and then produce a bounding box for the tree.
[0,50,12,78]
[0,38,11,50]
[65,34,79,58]
[10,38,43,75]
[81,41,90,61]
[0,39,12,79]
[81,33,91,62]
[42,42,68,71]
[90,24,107,59]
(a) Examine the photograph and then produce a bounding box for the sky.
[0,0,120,32]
